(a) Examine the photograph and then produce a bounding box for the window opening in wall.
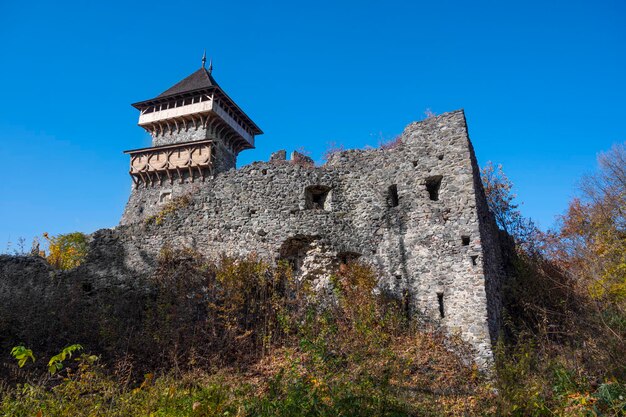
[425,175,443,201]
[159,191,172,204]
[412,161,418,167]
[471,255,478,266]
[338,251,361,267]
[278,235,316,275]
[437,292,445,318]
[387,184,399,207]
[82,282,93,294]
[461,235,470,246]
[437,154,444,161]
[305,185,332,210]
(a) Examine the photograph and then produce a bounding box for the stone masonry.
[116,109,505,366]
[0,61,506,367]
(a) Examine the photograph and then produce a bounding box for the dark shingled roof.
[131,66,263,135]
[156,68,218,98]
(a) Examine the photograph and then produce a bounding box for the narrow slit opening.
[437,292,445,318]
[462,235,470,246]
[403,289,411,319]
[387,184,399,207]
[471,255,478,266]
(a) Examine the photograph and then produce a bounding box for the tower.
[124,58,263,187]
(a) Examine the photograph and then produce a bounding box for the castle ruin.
[116,60,506,366]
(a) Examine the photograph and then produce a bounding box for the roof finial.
[201,50,207,68]
[208,58,213,74]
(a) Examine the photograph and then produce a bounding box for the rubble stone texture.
[0,109,505,367]
[118,109,505,366]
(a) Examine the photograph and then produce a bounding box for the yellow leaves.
[552,143,626,306]
[142,373,154,388]
[42,232,88,270]
[132,373,154,394]
[564,391,597,413]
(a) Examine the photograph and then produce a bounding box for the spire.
[208,58,213,74]
[201,50,207,68]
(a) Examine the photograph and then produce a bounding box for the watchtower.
[124,55,263,187]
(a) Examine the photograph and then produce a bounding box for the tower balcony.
[138,99,214,125]
[124,139,215,186]
[138,96,254,147]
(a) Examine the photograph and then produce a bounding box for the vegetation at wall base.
[0,253,492,416]
[1,143,625,416]
[2,251,625,415]
[481,145,626,416]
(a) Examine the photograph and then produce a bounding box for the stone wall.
[115,109,505,365]
[0,110,505,367]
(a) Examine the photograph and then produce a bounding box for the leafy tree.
[42,232,88,270]
[556,142,626,304]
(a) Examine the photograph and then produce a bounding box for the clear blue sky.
[1,0,624,251]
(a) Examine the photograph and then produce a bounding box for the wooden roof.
[156,68,218,98]
[131,68,262,135]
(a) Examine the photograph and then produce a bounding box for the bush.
[1,253,493,416]
[42,232,88,270]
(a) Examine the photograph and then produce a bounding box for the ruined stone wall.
[0,110,504,366]
[114,109,505,365]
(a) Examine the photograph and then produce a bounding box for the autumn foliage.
[42,231,88,270]
[554,143,626,304]
[2,144,625,415]
[481,143,626,415]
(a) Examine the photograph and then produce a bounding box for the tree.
[481,162,538,252]
[42,232,88,270]
[557,143,626,304]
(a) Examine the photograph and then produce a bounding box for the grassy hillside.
[1,250,625,416]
